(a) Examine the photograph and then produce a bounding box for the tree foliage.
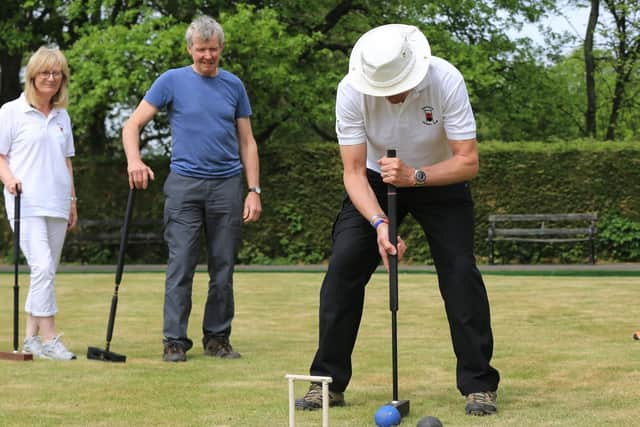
[0,0,638,148]
[599,0,640,140]
[67,17,184,154]
[570,0,640,140]
[0,0,66,103]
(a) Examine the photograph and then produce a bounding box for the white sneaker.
[41,335,77,360]
[23,336,43,357]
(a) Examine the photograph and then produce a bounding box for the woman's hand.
[68,200,78,230]
[6,179,21,195]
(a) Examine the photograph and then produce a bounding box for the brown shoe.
[163,342,186,362]
[203,337,241,359]
[295,383,345,410]
[465,391,497,416]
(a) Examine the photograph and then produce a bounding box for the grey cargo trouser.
[162,171,243,351]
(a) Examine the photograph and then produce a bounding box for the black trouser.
[309,169,500,395]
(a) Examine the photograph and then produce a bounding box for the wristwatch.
[248,187,262,195]
[414,169,427,186]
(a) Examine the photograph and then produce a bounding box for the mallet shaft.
[386,149,400,402]
[12,190,21,352]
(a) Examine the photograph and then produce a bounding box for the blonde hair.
[24,46,70,109]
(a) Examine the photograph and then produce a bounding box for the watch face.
[415,170,427,185]
[250,187,262,194]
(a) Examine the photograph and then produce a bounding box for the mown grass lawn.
[0,270,638,426]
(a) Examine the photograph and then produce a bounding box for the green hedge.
[472,140,640,263]
[0,140,638,265]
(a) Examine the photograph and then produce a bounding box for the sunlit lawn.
[0,270,638,426]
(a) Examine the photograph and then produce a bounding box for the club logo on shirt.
[421,105,438,126]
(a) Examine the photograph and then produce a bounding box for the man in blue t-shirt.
[122,15,261,362]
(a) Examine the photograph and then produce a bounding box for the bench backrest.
[66,219,163,244]
[488,213,597,222]
[488,213,598,239]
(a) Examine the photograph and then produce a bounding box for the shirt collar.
[18,92,60,117]
[18,93,33,113]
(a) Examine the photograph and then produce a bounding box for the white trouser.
[11,216,68,316]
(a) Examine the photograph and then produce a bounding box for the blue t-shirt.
[144,66,252,179]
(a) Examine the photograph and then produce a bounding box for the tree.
[66,6,315,154]
[573,0,639,139]
[0,0,150,104]
[0,0,66,103]
[584,0,600,137]
[6,0,587,150]
[601,0,639,140]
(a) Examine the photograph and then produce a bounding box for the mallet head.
[87,346,126,362]
[389,399,410,417]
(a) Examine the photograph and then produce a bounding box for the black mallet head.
[87,346,126,363]
[389,399,410,417]
[416,415,443,427]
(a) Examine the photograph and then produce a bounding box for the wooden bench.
[64,219,164,263]
[66,219,164,246]
[487,213,598,264]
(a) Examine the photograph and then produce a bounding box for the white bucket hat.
[348,24,431,97]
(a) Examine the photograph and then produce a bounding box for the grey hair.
[185,15,224,47]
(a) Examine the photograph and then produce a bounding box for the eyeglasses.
[38,71,63,79]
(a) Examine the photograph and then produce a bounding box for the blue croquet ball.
[416,415,443,427]
[374,404,401,427]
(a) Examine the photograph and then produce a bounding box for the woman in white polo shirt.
[0,46,77,360]
[296,25,500,415]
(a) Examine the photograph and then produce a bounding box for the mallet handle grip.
[115,188,135,285]
[386,149,398,312]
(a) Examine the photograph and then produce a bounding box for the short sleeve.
[235,80,252,119]
[61,110,75,157]
[144,71,173,110]
[335,78,366,146]
[0,104,13,155]
[441,68,476,141]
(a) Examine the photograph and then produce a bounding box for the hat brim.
[347,24,431,97]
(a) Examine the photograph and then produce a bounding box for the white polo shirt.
[335,56,476,172]
[0,94,75,220]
